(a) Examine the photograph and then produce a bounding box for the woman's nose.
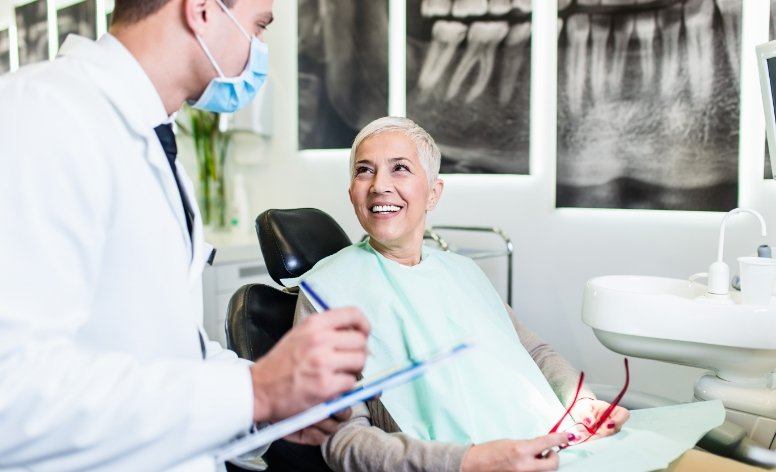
[370,171,393,194]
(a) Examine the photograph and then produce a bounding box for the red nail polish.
[583,417,592,426]
[607,423,615,429]
[568,433,577,441]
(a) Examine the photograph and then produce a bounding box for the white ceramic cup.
[738,256,776,306]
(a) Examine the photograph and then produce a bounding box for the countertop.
[205,229,264,266]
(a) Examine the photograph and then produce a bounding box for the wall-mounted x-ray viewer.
[758,39,776,179]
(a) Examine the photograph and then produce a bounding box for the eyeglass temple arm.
[590,358,630,433]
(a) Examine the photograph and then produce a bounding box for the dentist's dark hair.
[112,0,236,25]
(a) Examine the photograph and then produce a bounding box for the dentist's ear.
[184,0,211,35]
[427,179,445,211]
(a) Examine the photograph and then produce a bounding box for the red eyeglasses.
[547,358,630,447]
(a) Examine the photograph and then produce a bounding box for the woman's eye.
[355,166,373,176]
[394,164,410,172]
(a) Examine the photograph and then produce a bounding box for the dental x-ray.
[57,0,97,48]
[0,28,10,75]
[557,0,741,211]
[15,0,49,67]
[407,0,532,174]
[297,0,389,151]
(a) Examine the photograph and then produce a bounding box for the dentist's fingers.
[330,372,365,395]
[305,318,369,352]
[318,307,372,336]
[327,330,370,352]
[308,417,342,435]
[285,407,355,445]
[327,351,370,373]
[284,425,328,445]
[331,408,353,422]
[250,308,369,423]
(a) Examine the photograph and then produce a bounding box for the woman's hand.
[461,433,571,472]
[569,398,630,441]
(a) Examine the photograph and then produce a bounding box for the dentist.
[0,0,370,470]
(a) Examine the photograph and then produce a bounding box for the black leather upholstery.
[225,284,332,472]
[225,284,298,361]
[257,208,352,285]
[226,208,354,472]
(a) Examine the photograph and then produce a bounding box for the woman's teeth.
[371,205,402,213]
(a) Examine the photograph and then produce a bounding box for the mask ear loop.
[195,34,226,78]
[213,0,253,41]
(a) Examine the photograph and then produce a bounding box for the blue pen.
[300,279,373,360]
[299,280,377,408]
[300,280,330,311]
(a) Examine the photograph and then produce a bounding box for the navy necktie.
[153,123,206,359]
[154,123,194,239]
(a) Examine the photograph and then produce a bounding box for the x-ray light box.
[758,40,776,179]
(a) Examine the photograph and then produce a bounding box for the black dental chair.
[225,208,352,472]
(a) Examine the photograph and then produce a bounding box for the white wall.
[0,1,12,27]
[240,0,776,402]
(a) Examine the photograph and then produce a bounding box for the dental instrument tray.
[212,342,473,462]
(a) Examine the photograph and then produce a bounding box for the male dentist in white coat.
[0,0,371,470]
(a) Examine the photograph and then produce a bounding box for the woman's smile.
[368,202,405,219]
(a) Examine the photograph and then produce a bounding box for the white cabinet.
[201,239,278,347]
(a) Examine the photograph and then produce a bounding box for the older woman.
[294,117,629,472]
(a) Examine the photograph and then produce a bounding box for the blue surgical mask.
[190,0,269,113]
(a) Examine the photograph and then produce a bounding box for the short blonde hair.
[349,117,442,183]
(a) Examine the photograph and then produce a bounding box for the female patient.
[294,117,629,472]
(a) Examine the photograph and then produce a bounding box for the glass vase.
[189,108,230,230]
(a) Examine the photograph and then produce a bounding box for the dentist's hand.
[461,433,570,472]
[249,307,370,423]
[569,398,630,441]
[284,408,353,445]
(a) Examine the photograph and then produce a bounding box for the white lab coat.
[0,35,254,471]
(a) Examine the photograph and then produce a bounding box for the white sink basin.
[582,276,776,384]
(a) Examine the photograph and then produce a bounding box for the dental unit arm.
[689,208,776,467]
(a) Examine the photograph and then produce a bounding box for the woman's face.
[349,132,443,252]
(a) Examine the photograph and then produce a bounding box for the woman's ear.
[427,178,444,211]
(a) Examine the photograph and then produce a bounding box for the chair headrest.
[257,208,352,285]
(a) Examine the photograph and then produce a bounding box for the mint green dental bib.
[301,241,567,444]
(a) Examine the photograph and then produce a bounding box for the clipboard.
[213,342,473,462]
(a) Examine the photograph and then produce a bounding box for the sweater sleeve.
[505,304,596,405]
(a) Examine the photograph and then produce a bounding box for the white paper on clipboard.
[213,342,473,463]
